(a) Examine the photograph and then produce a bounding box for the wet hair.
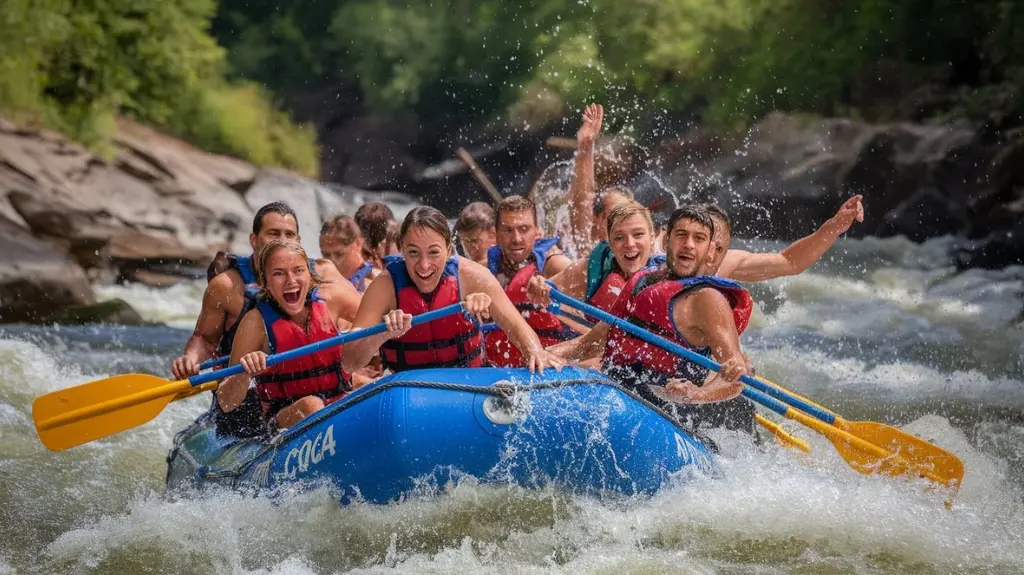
[206,251,232,282]
[400,206,453,247]
[455,202,496,234]
[605,200,654,238]
[320,214,362,246]
[593,186,635,217]
[354,202,395,252]
[701,204,731,236]
[384,218,402,253]
[495,195,537,227]
[253,202,298,235]
[255,240,324,301]
[666,205,715,239]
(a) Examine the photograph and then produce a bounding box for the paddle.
[33,303,466,451]
[547,288,964,497]
[198,356,228,370]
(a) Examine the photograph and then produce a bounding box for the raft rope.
[171,376,719,483]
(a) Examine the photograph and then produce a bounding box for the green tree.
[0,0,319,174]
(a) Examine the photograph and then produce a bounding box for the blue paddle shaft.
[198,356,228,370]
[548,288,836,424]
[187,303,464,387]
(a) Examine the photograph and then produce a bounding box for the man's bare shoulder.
[207,268,245,296]
[685,285,731,313]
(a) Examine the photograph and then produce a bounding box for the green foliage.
[7,0,1019,170]
[164,82,320,176]
[0,0,318,173]
[221,0,1019,132]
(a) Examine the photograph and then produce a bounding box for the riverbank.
[0,117,419,324]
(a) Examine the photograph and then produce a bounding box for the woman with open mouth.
[215,241,357,431]
[527,201,662,323]
[342,206,566,374]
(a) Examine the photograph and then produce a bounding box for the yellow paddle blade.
[32,374,201,451]
[786,410,962,503]
[756,414,811,453]
[836,418,964,494]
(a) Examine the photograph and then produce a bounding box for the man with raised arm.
[552,206,757,434]
[703,196,865,280]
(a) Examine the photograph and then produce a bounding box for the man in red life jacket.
[563,206,756,435]
[484,195,576,366]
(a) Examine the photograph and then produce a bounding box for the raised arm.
[721,195,864,282]
[171,274,231,379]
[340,272,398,373]
[568,104,603,257]
[460,258,564,373]
[216,309,267,412]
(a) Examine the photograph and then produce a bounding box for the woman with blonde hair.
[216,241,357,430]
[527,200,662,317]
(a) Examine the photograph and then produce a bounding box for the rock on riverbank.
[0,117,418,324]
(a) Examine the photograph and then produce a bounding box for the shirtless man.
[171,202,360,380]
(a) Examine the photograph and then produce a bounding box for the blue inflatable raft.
[165,367,715,504]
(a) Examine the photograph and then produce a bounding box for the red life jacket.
[484,238,577,367]
[254,289,351,409]
[380,256,483,371]
[588,269,628,313]
[603,271,754,382]
[584,241,667,317]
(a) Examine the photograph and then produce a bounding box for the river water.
[2,235,1023,574]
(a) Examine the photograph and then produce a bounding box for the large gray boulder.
[0,119,259,289]
[0,215,95,323]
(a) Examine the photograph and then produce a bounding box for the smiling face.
[665,218,714,278]
[608,213,653,276]
[402,225,450,293]
[496,209,539,266]
[320,232,365,277]
[250,212,299,254]
[264,248,312,316]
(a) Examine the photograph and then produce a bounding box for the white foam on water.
[748,344,1024,408]
[95,280,205,329]
[4,234,1023,574]
[26,414,1024,574]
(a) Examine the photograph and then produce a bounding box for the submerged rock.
[50,298,149,326]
